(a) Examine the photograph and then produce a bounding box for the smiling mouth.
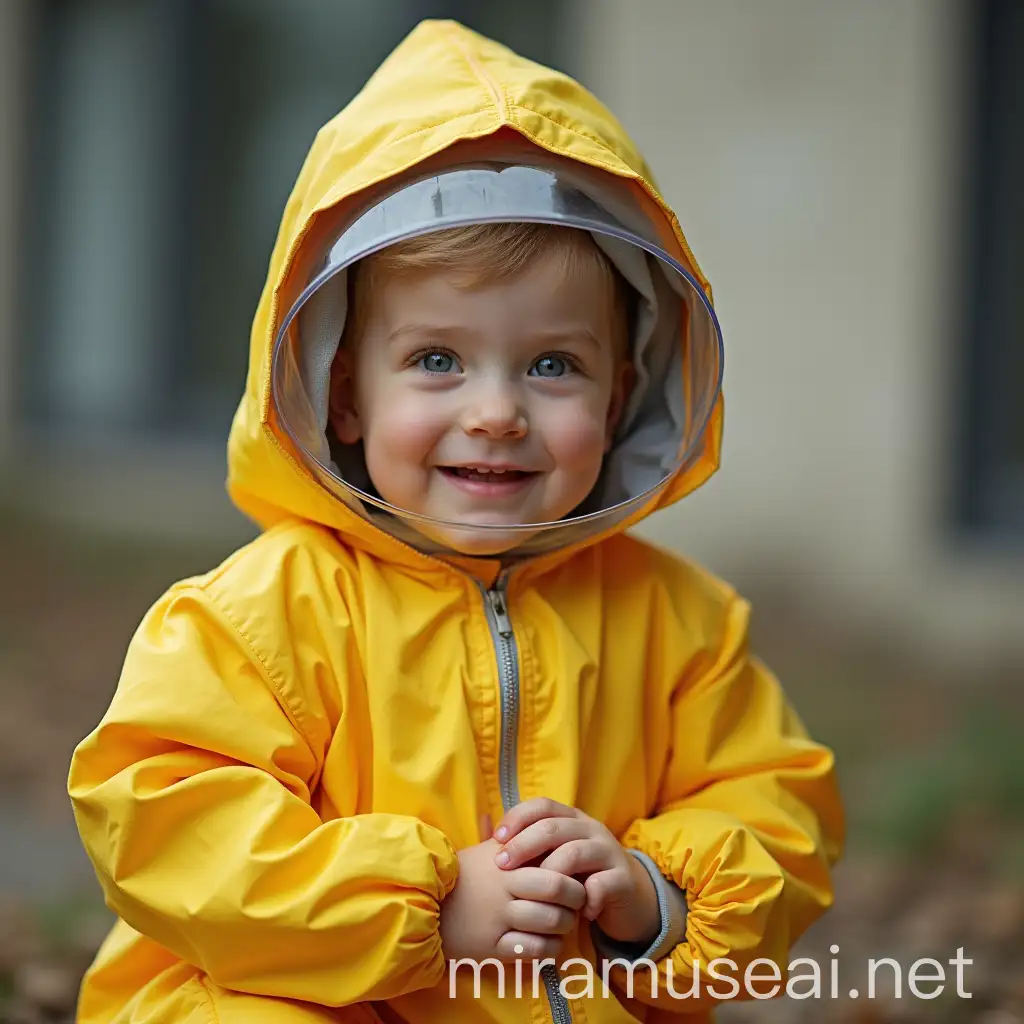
[439,467,538,483]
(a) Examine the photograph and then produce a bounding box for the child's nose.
[460,383,528,439]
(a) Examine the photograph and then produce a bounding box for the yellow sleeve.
[68,582,459,1006]
[611,594,844,1013]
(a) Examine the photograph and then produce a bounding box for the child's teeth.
[449,466,527,479]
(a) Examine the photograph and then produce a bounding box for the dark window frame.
[953,0,1024,544]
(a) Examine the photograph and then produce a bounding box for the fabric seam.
[196,976,222,1024]
[313,107,498,210]
[512,103,638,180]
[188,582,317,756]
[631,848,672,954]
[444,22,508,119]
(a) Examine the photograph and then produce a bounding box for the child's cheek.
[545,414,609,472]
[367,393,450,464]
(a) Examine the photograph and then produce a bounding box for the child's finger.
[583,869,617,920]
[493,797,580,842]
[538,838,609,878]
[495,930,563,962]
[495,817,591,869]
[505,867,586,910]
[506,899,577,936]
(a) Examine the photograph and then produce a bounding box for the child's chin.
[421,523,539,558]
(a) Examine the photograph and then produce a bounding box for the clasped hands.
[439,798,659,963]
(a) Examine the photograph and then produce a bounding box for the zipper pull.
[487,589,513,636]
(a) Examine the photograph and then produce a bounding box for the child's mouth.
[442,467,533,482]
[438,466,538,495]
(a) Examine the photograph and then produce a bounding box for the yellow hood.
[226,18,724,567]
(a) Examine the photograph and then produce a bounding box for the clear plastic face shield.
[271,151,723,560]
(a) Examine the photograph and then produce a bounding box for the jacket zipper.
[481,575,573,1024]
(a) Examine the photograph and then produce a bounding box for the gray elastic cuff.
[591,849,688,964]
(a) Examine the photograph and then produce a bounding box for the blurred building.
[0,0,1021,661]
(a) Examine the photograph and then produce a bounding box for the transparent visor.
[271,155,723,559]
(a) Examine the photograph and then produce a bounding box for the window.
[20,0,567,442]
[954,0,1024,541]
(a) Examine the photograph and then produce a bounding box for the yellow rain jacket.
[68,19,843,1024]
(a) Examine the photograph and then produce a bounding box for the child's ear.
[604,360,635,451]
[328,347,362,444]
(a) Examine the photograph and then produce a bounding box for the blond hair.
[340,222,632,355]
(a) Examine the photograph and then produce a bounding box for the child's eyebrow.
[384,323,470,345]
[385,323,605,349]
[531,327,604,350]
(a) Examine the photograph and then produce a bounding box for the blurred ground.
[0,512,1021,1023]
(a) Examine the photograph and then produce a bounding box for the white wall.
[571,0,1024,659]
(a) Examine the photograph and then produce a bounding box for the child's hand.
[493,799,660,947]
[439,837,587,962]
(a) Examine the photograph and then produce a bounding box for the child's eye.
[416,350,460,374]
[530,355,574,378]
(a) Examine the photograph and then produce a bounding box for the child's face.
[329,249,632,555]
